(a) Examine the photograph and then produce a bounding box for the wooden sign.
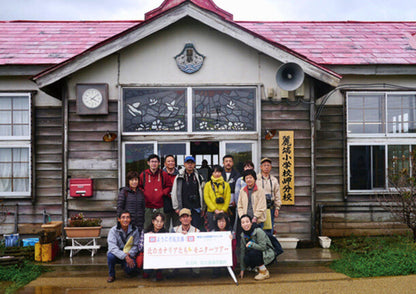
[279,131,295,205]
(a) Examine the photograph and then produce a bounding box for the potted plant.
[64,213,102,238]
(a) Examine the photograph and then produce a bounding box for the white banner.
[143,231,233,269]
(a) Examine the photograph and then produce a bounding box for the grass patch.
[0,261,50,294]
[330,234,416,278]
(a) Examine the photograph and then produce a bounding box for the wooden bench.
[64,237,101,258]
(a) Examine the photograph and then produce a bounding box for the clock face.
[82,88,103,109]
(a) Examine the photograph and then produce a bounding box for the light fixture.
[265,129,277,140]
[103,131,117,142]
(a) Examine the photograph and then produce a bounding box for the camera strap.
[261,176,273,194]
[211,181,225,198]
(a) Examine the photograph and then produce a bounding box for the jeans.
[107,252,137,278]
[244,248,264,268]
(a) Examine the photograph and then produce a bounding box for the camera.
[215,197,225,204]
[266,193,273,209]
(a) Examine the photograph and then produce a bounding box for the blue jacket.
[107,223,140,260]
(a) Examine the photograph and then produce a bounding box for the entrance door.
[220,141,257,172]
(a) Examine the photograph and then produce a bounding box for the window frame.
[347,91,416,193]
[121,86,259,136]
[0,92,32,199]
[347,91,416,138]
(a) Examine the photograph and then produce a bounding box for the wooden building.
[1,0,416,242]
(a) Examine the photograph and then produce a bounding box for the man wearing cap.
[170,208,200,278]
[256,158,281,234]
[171,156,205,230]
[171,208,200,234]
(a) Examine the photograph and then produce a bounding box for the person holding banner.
[237,170,267,227]
[106,210,140,283]
[239,214,275,281]
[256,158,281,234]
[142,212,168,281]
[170,208,200,278]
[212,213,237,278]
[204,165,231,231]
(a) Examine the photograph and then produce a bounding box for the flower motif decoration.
[151,119,163,130]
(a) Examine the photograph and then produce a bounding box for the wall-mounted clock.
[76,83,108,115]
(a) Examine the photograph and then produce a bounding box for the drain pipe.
[62,83,69,227]
[310,83,317,242]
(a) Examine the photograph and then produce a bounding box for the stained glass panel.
[193,88,256,132]
[123,88,187,132]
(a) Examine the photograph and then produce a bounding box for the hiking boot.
[254,269,270,281]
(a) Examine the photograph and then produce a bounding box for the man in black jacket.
[222,155,240,227]
[171,156,205,230]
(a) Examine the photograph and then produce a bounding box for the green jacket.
[240,227,275,271]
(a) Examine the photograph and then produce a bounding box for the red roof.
[145,0,233,21]
[1,20,416,66]
[0,21,138,65]
[239,21,416,65]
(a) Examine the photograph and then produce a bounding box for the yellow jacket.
[204,176,231,213]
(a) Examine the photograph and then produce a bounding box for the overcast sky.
[1,0,416,21]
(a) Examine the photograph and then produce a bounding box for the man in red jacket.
[139,154,172,229]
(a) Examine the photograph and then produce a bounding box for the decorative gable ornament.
[174,43,205,74]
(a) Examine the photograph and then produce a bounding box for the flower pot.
[276,237,299,249]
[64,226,102,238]
[318,236,331,249]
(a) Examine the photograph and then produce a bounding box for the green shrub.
[0,261,50,293]
[330,235,416,278]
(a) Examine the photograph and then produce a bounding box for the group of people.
[108,154,281,282]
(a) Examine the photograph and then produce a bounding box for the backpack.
[265,231,284,258]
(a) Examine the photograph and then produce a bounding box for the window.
[347,92,416,192]
[193,88,256,132]
[122,87,257,133]
[123,88,187,133]
[0,93,31,198]
[347,93,416,135]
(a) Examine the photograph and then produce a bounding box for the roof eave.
[33,2,340,89]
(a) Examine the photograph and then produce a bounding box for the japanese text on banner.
[143,231,233,269]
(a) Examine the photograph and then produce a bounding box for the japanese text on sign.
[143,231,233,269]
[279,131,295,205]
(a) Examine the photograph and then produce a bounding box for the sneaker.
[254,269,270,281]
[107,276,115,283]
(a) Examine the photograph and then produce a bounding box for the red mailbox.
[69,178,93,197]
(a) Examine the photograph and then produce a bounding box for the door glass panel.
[225,143,253,173]
[125,143,154,176]
[158,143,186,167]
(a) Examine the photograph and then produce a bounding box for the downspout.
[62,83,69,227]
[310,82,317,242]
